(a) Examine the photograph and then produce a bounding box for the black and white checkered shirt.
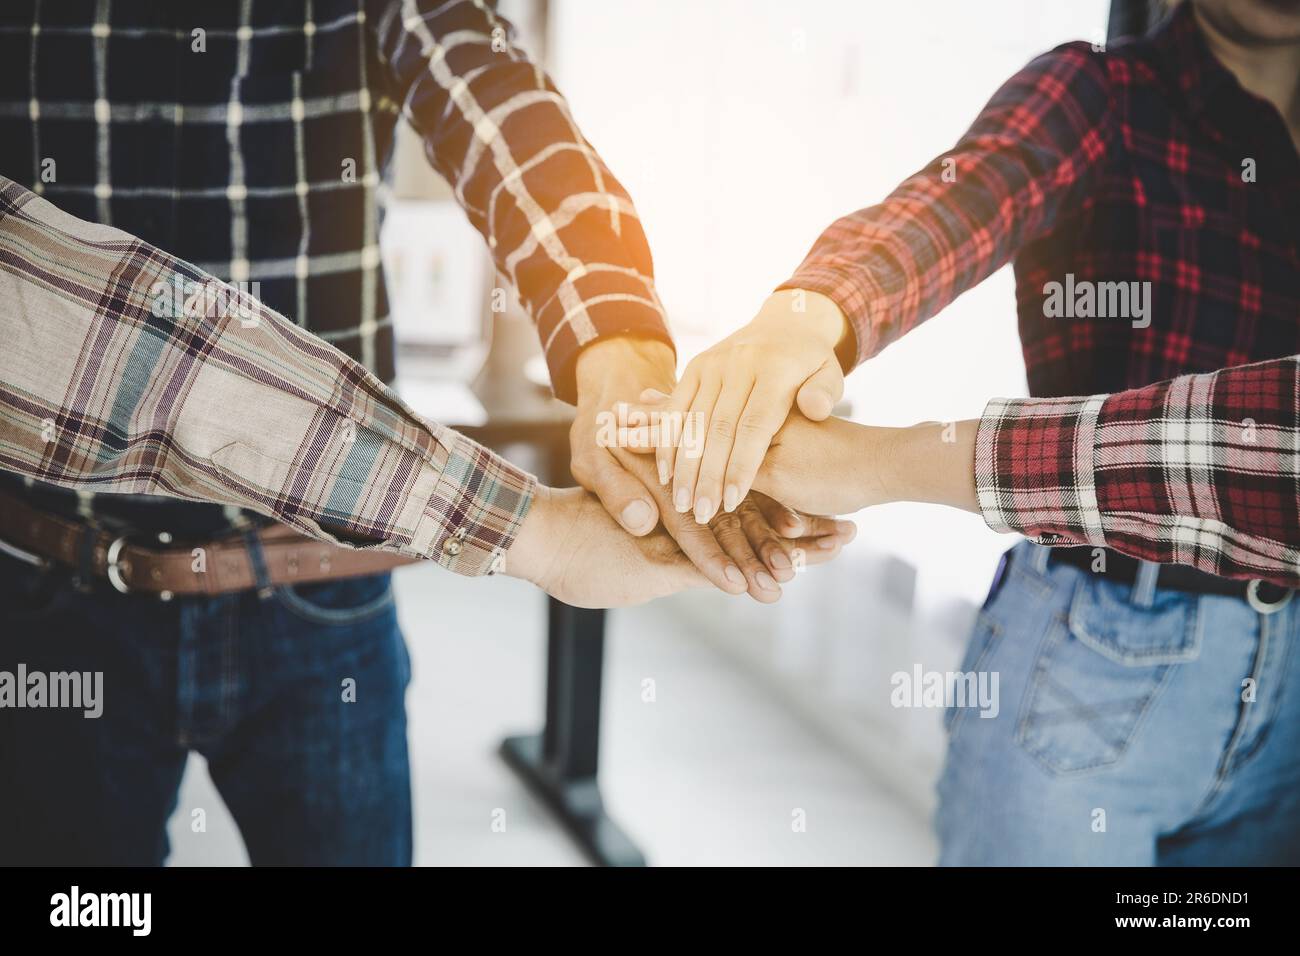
[0,0,672,395]
[0,0,672,531]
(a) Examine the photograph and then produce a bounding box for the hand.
[573,335,855,602]
[503,485,708,608]
[651,289,850,524]
[570,336,676,534]
[611,445,856,603]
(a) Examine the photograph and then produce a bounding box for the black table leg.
[498,599,646,867]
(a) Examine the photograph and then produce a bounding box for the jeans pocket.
[1016,575,1202,775]
[273,572,395,627]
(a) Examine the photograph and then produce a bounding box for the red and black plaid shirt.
[782,3,1300,586]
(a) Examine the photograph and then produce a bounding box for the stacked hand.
[504,481,852,609]
[648,289,851,523]
[510,290,978,609]
[504,485,707,608]
[521,332,855,608]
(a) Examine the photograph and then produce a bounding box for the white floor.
[167,563,935,866]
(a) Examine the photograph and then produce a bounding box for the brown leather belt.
[0,486,418,599]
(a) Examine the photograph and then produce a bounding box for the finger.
[615,402,663,455]
[782,533,846,572]
[663,508,749,595]
[572,448,659,536]
[656,369,699,492]
[751,493,856,543]
[671,373,720,517]
[621,388,672,451]
[735,496,799,583]
[752,492,810,538]
[709,508,782,602]
[692,372,755,524]
[795,360,844,421]
[611,444,748,595]
[720,387,796,511]
[615,397,678,454]
[792,513,858,545]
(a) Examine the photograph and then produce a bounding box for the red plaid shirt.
[782,4,1300,586]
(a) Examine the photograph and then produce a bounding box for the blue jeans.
[0,552,412,865]
[936,541,1300,865]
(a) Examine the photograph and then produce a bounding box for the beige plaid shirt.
[0,176,534,576]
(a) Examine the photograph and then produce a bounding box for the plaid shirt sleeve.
[373,0,674,403]
[0,176,534,576]
[778,44,1113,366]
[977,357,1300,586]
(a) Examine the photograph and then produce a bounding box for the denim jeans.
[0,551,412,865]
[936,541,1300,865]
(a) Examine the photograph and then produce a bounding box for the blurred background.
[168,0,1111,866]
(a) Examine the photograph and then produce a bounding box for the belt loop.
[241,527,274,599]
[1131,559,1160,608]
[1028,541,1051,575]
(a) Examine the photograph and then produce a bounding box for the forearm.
[975,357,1300,585]
[379,0,674,403]
[0,175,534,576]
[877,420,981,513]
[795,356,1300,589]
[777,46,1112,371]
[751,413,973,516]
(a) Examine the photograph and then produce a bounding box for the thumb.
[584,452,661,536]
[796,362,843,420]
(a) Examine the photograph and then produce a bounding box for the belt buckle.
[106,532,177,601]
[1246,579,1294,615]
[105,535,133,595]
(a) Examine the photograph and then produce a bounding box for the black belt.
[1049,547,1294,612]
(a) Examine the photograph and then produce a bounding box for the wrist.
[574,336,676,398]
[851,423,902,508]
[503,485,558,585]
[765,288,849,352]
[882,421,980,511]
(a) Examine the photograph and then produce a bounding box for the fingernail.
[674,488,690,512]
[756,571,779,592]
[817,535,838,550]
[723,484,739,512]
[621,500,652,531]
[658,460,669,485]
[694,497,714,524]
[723,564,745,587]
[835,520,857,542]
[786,511,804,534]
[769,551,792,571]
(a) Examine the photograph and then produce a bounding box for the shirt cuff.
[974,394,1109,548]
[776,264,887,371]
[411,431,537,576]
[539,271,674,405]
